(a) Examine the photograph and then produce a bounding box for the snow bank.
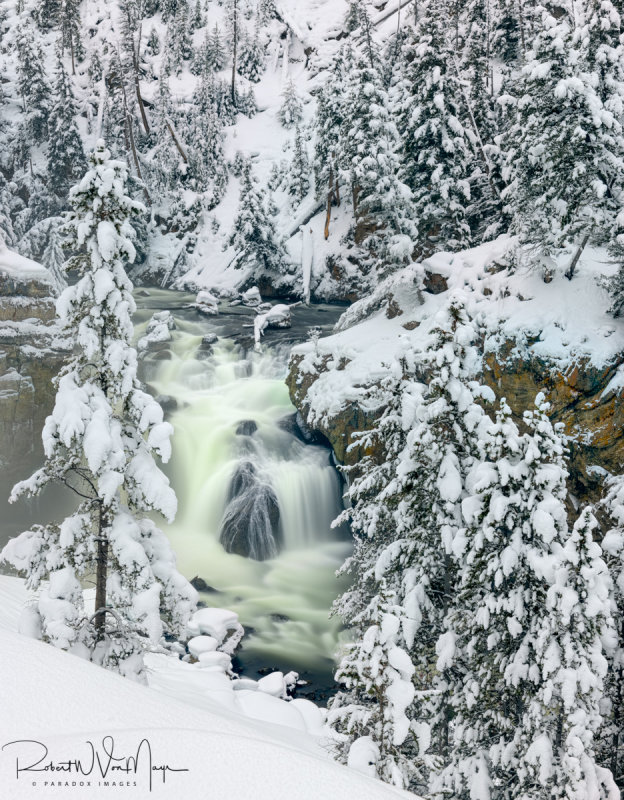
[291,237,624,429]
[0,577,413,800]
[0,240,52,285]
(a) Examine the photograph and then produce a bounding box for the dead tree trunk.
[565,232,590,281]
[231,0,238,103]
[94,506,108,642]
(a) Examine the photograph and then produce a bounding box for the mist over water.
[135,291,351,693]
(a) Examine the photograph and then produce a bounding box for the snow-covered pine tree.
[41,218,67,293]
[327,369,423,791]
[189,72,228,204]
[15,21,51,145]
[60,0,84,74]
[313,45,353,238]
[0,141,197,679]
[287,126,311,202]
[394,0,473,255]
[0,174,16,246]
[237,25,264,83]
[210,23,226,71]
[329,299,494,792]
[278,78,304,129]
[47,55,87,200]
[341,46,416,279]
[228,162,287,284]
[599,474,624,788]
[502,1,624,277]
[436,396,618,799]
[164,2,193,75]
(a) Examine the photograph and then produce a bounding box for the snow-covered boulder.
[241,286,263,307]
[254,304,292,348]
[187,635,219,658]
[195,290,220,315]
[138,310,175,351]
[188,607,244,655]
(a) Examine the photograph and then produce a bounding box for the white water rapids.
[135,292,351,690]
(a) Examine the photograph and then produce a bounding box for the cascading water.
[134,290,351,694]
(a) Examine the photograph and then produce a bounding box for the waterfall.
[135,292,351,683]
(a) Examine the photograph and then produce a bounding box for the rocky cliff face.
[287,333,624,506]
[0,253,67,475]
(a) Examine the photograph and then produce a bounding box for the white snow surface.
[0,240,53,285]
[291,238,624,435]
[0,576,413,800]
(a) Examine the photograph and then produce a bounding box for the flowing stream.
[134,290,351,698]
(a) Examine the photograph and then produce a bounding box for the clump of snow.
[187,634,218,658]
[254,303,293,348]
[242,286,263,307]
[0,239,53,285]
[137,310,175,351]
[194,290,220,316]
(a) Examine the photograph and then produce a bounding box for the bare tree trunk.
[517,0,526,58]
[231,0,238,103]
[71,36,76,76]
[165,117,188,163]
[132,26,150,136]
[324,167,333,240]
[94,507,108,642]
[565,232,590,280]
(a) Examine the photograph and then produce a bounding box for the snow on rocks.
[254,303,294,349]
[137,310,175,351]
[192,289,220,316]
[188,606,245,655]
[241,286,263,307]
[187,634,219,658]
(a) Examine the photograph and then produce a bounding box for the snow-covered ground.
[290,236,624,427]
[0,576,413,800]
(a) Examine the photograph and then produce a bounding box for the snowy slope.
[0,577,414,800]
[290,237,624,428]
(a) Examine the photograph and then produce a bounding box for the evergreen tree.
[189,73,228,203]
[60,0,85,74]
[278,78,304,129]
[395,0,473,255]
[503,2,624,274]
[47,56,87,199]
[237,25,264,82]
[41,219,67,293]
[287,126,311,202]
[600,474,624,788]
[210,23,226,71]
[0,141,197,679]
[15,22,52,144]
[329,300,493,792]
[437,398,617,799]
[342,49,416,276]
[164,2,193,74]
[228,163,287,282]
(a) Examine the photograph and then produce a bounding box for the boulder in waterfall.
[194,290,220,316]
[138,310,175,352]
[241,286,262,307]
[219,462,282,560]
[235,419,258,436]
[155,393,178,414]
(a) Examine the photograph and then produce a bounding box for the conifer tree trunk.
[94,506,108,641]
[231,0,238,102]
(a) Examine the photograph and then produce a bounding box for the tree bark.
[565,232,590,280]
[231,0,238,103]
[165,117,188,163]
[94,506,108,642]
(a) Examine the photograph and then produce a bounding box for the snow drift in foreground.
[0,577,413,800]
